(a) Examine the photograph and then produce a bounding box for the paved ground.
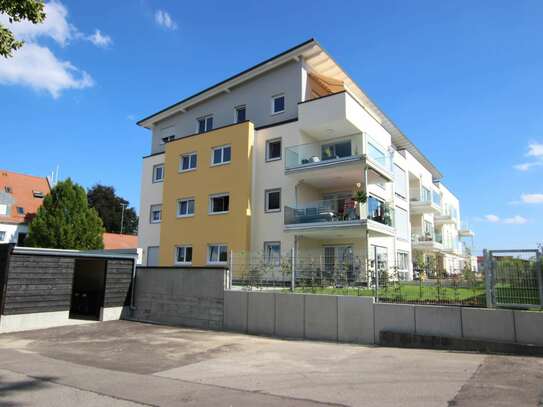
[0,321,541,406]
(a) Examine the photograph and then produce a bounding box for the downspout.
[130,257,137,310]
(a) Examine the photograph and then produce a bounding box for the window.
[212,145,231,165]
[265,189,281,212]
[180,152,197,172]
[394,165,407,199]
[197,115,213,133]
[423,220,433,238]
[152,164,164,183]
[32,190,44,198]
[271,94,285,114]
[16,207,24,215]
[177,198,195,217]
[397,251,409,270]
[175,246,193,264]
[147,246,159,266]
[235,105,246,123]
[161,135,175,144]
[264,242,281,265]
[0,204,7,216]
[395,206,409,240]
[0,231,5,241]
[160,126,175,144]
[266,138,281,161]
[208,244,228,264]
[150,204,162,223]
[209,193,229,214]
[4,186,12,193]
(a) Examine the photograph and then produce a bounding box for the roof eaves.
[137,38,317,128]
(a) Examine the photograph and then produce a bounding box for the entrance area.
[70,258,107,320]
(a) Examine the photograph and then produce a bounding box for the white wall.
[138,154,164,265]
[0,223,27,244]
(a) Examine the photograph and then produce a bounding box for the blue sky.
[1,0,542,252]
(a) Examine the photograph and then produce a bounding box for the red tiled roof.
[103,232,138,249]
[0,170,50,225]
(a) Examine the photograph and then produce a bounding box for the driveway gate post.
[536,249,543,307]
[483,249,494,308]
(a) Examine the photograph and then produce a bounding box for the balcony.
[410,187,441,215]
[284,196,395,238]
[434,213,456,225]
[284,134,393,187]
[411,233,443,252]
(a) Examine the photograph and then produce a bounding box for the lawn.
[290,283,487,306]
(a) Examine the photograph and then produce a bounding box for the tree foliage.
[0,0,46,58]
[26,179,104,250]
[87,184,138,235]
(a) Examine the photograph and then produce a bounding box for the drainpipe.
[130,257,137,310]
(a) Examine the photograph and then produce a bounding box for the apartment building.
[0,170,50,245]
[137,38,474,278]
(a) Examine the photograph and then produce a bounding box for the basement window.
[16,207,24,215]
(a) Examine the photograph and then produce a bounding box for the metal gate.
[484,249,543,308]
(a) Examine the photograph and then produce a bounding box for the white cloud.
[503,215,528,225]
[0,1,114,98]
[521,193,543,204]
[154,9,177,30]
[87,29,112,48]
[0,0,73,46]
[484,214,500,223]
[0,43,93,98]
[514,142,543,171]
[527,143,543,157]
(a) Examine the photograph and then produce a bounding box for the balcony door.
[369,245,388,282]
[323,245,353,274]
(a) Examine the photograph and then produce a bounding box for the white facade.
[137,154,164,266]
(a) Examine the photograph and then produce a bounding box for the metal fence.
[229,249,543,310]
[484,249,543,309]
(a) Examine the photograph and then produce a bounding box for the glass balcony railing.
[284,133,393,173]
[284,196,394,227]
[432,189,442,207]
[285,135,363,170]
[366,135,393,174]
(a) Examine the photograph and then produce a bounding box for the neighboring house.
[0,170,50,246]
[136,38,474,277]
[102,233,138,250]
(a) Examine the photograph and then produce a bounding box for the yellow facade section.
[159,122,254,266]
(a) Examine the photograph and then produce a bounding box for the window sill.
[175,262,192,266]
[266,157,282,163]
[265,209,281,213]
[209,211,229,215]
[210,162,231,167]
[176,214,194,218]
[179,168,197,173]
[270,110,285,116]
[152,179,164,184]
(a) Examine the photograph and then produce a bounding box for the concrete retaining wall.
[129,267,226,330]
[224,291,375,344]
[223,291,543,347]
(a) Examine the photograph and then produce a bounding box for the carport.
[0,244,137,333]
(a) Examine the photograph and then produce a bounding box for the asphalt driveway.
[0,320,541,406]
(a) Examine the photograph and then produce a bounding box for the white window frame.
[176,198,195,218]
[394,164,407,199]
[264,188,281,213]
[397,251,409,270]
[175,245,193,265]
[271,94,285,115]
[16,206,24,215]
[197,115,214,133]
[0,204,7,216]
[211,145,231,166]
[263,241,281,266]
[179,152,197,172]
[266,138,282,162]
[209,193,230,215]
[208,244,228,264]
[152,164,164,183]
[149,204,162,224]
[234,105,246,123]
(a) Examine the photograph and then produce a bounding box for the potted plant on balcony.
[351,183,367,219]
[383,203,393,226]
